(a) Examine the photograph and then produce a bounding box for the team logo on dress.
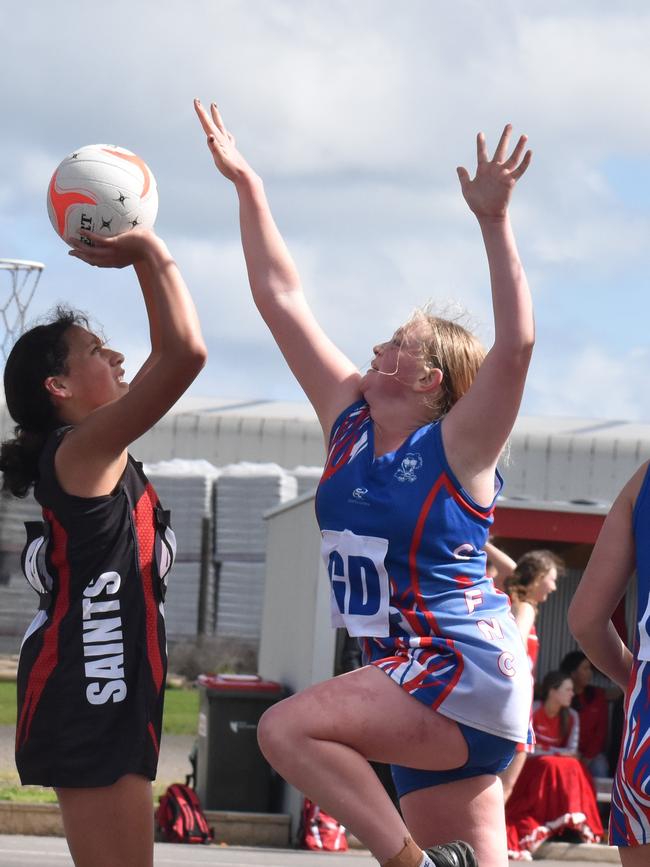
[394,453,423,483]
[352,487,368,500]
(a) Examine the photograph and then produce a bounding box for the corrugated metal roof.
[161,396,319,420]
[503,416,649,509]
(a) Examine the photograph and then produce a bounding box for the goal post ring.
[0,259,46,271]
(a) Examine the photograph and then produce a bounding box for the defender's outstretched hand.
[457,125,531,220]
[194,98,252,183]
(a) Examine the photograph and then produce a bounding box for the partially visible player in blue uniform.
[195,99,533,867]
[0,228,206,867]
[570,466,650,867]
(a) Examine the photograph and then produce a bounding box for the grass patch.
[0,772,57,804]
[162,685,199,736]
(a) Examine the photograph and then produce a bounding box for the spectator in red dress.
[560,650,612,778]
[505,670,603,860]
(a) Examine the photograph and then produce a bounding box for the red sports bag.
[301,798,348,851]
[156,783,213,844]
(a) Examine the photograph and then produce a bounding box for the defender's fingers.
[476,132,489,164]
[503,134,528,171]
[194,98,217,137]
[208,134,229,158]
[493,124,512,163]
[456,166,471,187]
[210,103,228,136]
[510,149,533,181]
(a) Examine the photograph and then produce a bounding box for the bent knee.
[257,699,297,762]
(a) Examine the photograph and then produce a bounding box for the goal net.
[0,259,44,362]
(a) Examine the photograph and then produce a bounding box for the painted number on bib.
[321,529,390,637]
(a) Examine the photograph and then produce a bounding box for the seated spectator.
[533,670,579,756]
[498,550,564,803]
[505,670,604,860]
[560,650,612,779]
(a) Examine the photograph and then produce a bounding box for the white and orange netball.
[47,144,158,244]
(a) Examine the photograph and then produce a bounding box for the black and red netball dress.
[15,427,175,787]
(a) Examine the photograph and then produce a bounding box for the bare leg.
[56,773,153,867]
[257,665,469,863]
[499,749,526,803]
[620,844,650,866]
[401,775,508,867]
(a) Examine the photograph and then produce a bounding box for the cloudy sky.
[2,1,650,421]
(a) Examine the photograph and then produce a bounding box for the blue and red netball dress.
[514,618,538,756]
[610,463,650,847]
[315,401,531,747]
[16,428,175,787]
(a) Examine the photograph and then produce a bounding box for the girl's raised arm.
[194,99,361,438]
[53,228,206,495]
[442,126,533,504]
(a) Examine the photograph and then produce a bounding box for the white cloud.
[530,210,650,268]
[526,343,650,421]
[515,13,650,146]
